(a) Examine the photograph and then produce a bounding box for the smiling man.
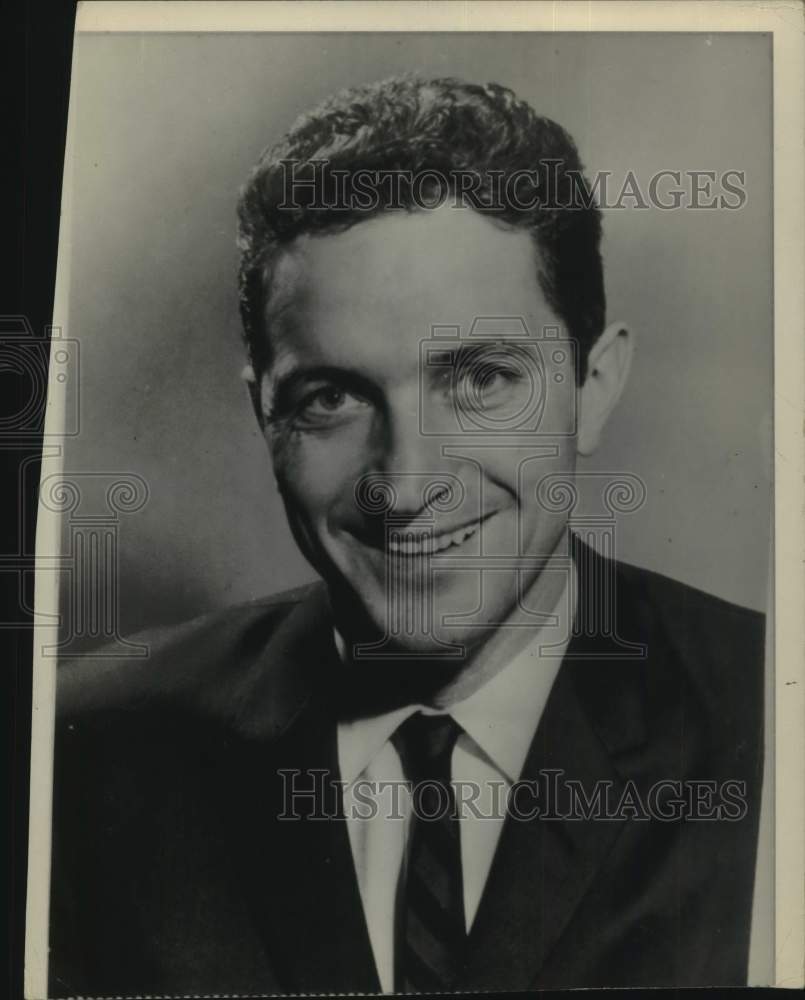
[248,204,614,702]
[50,76,765,996]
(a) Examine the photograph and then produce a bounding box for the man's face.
[259,206,579,658]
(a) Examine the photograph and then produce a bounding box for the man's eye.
[455,363,524,409]
[298,386,369,420]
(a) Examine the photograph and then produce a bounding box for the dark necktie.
[391,711,467,992]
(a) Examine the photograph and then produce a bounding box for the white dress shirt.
[337,568,577,992]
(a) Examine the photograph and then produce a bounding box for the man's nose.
[368,393,449,516]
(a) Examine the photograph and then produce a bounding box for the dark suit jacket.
[49,540,765,995]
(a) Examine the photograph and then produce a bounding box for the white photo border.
[26,2,804,995]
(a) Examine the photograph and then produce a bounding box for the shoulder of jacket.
[614,557,765,715]
[616,557,764,637]
[56,581,324,723]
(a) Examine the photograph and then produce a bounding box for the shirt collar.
[336,562,577,785]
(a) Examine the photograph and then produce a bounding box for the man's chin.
[344,608,491,664]
[325,566,508,660]
[362,629,472,660]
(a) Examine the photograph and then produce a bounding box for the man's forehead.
[266,207,540,310]
[261,207,561,379]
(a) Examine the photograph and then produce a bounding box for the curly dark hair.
[237,75,605,383]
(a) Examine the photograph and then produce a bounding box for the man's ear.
[241,363,265,429]
[576,322,633,456]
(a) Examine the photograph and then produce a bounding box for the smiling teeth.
[387,520,482,556]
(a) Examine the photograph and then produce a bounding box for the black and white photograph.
[20,2,805,997]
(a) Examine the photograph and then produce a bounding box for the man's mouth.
[386,513,492,557]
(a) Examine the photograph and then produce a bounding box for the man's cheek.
[271,428,366,514]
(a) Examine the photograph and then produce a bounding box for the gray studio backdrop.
[58,31,773,640]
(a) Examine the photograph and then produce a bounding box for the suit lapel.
[221,587,381,993]
[218,539,653,992]
[459,539,651,991]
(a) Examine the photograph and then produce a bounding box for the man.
[49,76,764,996]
